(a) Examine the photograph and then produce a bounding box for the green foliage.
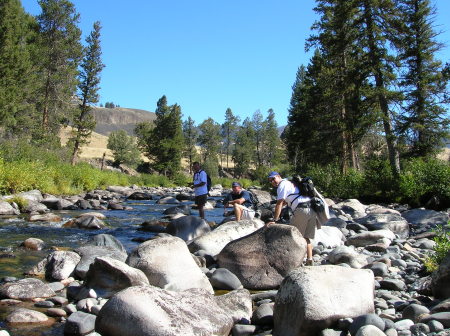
[5,196,28,210]
[214,177,258,189]
[424,223,450,273]
[107,130,141,166]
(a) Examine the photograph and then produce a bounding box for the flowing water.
[0,198,225,335]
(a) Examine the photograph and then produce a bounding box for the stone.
[5,308,48,323]
[22,237,45,250]
[420,312,450,328]
[356,214,409,238]
[314,226,346,248]
[355,325,386,336]
[0,201,20,215]
[335,199,367,219]
[327,245,369,268]
[402,304,430,323]
[45,250,81,281]
[28,213,61,222]
[63,215,106,229]
[346,229,395,247]
[163,204,191,216]
[166,215,211,241]
[84,256,149,298]
[64,311,96,335]
[127,236,213,293]
[217,224,306,290]
[273,266,375,336]
[431,250,450,299]
[251,303,274,326]
[86,233,127,254]
[0,278,55,300]
[188,219,265,256]
[209,268,243,290]
[95,286,252,336]
[74,245,127,279]
[349,314,386,336]
[401,209,449,229]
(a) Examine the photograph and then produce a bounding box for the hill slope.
[92,106,156,136]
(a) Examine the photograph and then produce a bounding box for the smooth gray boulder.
[5,308,48,323]
[166,215,211,241]
[209,268,243,290]
[0,278,55,300]
[217,224,306,290]
[75,245,127,279]
[86,233,127,254]
[401,209,449,228]
[314,226,346,248]
[188,219,265,256]
[327,245,369,268]
[63,215,106,229]
[0,201,20,215]
[95,286,252,336]
[64,311,97,335]
[334,199,367,219]
[127,236,213,293]
[84,256,149,298]
[346,229,395,247]
[356,214,409,238]
[273,265,375,336]
[45,250,81,281]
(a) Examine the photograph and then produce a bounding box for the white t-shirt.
[277,179,311,210]
[193,170,208,196]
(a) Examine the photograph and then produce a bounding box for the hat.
[267,171,279,179]
[231,182,241,187]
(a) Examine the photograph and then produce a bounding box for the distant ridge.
[92,106,156,136]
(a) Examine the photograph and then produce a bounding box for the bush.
[5,196,28,211]
[424,223,450,273]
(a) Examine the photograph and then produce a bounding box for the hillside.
[92,106,156,136]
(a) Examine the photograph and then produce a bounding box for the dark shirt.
[223,190,253,208]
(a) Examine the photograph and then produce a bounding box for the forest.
[0,0,449,208]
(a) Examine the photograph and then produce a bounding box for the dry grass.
[59,126,113,160]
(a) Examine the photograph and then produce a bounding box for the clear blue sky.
[21,0,450,126]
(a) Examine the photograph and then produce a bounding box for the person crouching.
[223,182,255,221]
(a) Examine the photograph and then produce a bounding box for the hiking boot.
[305,259,314,266]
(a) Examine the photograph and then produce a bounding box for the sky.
[21,0,450,126]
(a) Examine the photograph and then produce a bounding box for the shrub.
[5,196,28,210]
[424,223,450,273]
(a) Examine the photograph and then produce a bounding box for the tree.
[252,109,264,167]
[0,0,37,136]
[221,108,240,170]
[36,0,82,140]
[261,108,282,168]
[107,130,140,166]
[396,0,449,157]
[138,96,183,176]
[232,118,255,178]
[182,116,199,173]
[198,117,221,177]
[70,21,104,165]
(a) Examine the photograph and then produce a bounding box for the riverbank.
[0,186,449,335]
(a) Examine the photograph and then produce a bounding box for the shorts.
[290,206,318,239]
[241,206,256,220]
[195,194,208,206]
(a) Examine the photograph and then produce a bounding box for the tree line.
[0,0,104,165]
[284,0,449,177]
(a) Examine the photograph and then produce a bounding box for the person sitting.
[223,182,255,221]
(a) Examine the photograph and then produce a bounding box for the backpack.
[195,170,211,193]
[291,175,315,198]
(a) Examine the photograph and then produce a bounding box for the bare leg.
[233,204,242,221]
[198,205,205,219]
[305,238,313,264]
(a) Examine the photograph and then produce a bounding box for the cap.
[267,171,279,179]
[231,182,241,187]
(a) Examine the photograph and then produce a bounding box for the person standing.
[192,162,208,219]
[267,171,318,266]
[223,182,255,221]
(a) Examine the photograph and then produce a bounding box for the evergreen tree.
[107,129,140,166]
[0,0,37,135]
[36,0,82,140]
[221,108,240,170]
[182,116,199,173]
[198,117,221,177]
[232,118,255,178]
[139,96,183,176]
[396,0,449,157]
[70,21,104,165]
[261,108,282,167]
[252,109,264,167]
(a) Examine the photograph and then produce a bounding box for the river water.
[0,198,226,335]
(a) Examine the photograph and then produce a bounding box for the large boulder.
[334,199,367,219]
[249,189,272,205]
[95,286,252,336]
[327,245,369,269]
[63,215,106,229]
[163,204,191,216]
[75,245,127,279]
[0,278,55,300]
[356,214,409,238]
[346,229,396,248]
[0,201,20,215]
[217,224,307,290]
[273,265,375,336]
[314,226,346,248]
[166,215,211,241]
[127,236,213,293]
[84,256,149,298]
[17,190,43,202]
[86,233,127,254]
[45,250,81,281]
[401,209,449,229]
[431,250,450,299]
[188,219,265,256]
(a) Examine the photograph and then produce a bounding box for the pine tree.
[70,21,104,165]
[252,109,264,167]
[198,117,221,177]
[221,108,240,170]
[232,118,255,178]
[107,129,140,166]
[36,0,82,140]
[0,0,37,135]
[261,108,282,167]
[182,116,199,173]
[396,0,449,157]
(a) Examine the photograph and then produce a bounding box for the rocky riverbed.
[0,185,449,336]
